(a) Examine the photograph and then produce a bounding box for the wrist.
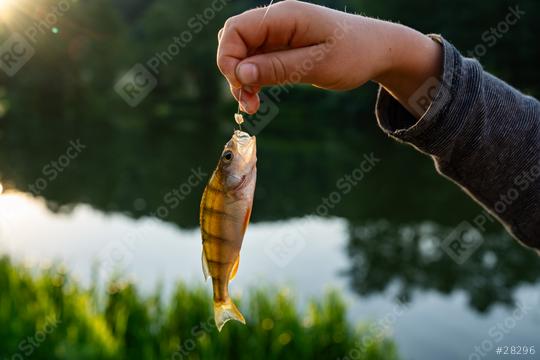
[367,19,403,83]
[372,23,443,117]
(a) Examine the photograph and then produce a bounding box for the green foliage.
[0,258,117,359]
[0,257,398,360]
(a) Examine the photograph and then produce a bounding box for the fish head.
[219,130,257,191]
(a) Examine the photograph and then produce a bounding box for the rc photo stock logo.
[0,33,35,77]
[114,0,230,107]
[0,0,75,77]
[408,76,451,117]
[441,221,484,264]
[265,226,307,268]
[114,63,158,107]
[242,91,280,135]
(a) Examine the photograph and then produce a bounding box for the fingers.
[235,45,328,87]
[229,45,330,113]
[217,1,347,113]
[217,1,326,88]
[230,86,260,114]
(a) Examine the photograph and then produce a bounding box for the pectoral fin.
[229,255,239,282]
[202,251,210,281]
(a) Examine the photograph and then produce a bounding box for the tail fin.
[214,297,245,332]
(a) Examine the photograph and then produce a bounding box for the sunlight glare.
[0,0,14,19]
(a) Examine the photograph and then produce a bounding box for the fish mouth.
[233,130,253,144]
[233,130,256,150]
[232,130,256,163]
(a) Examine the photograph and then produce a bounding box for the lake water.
[1,192,538,360]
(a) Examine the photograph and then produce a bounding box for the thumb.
[235,45,327,87]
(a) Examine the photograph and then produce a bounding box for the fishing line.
[238,88,243,114]
[235,88,244,131]
[256,0,275,35]
[234,0,275,131]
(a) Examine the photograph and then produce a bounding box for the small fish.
[200,130,257,331]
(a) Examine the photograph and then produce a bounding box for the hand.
[217,1,387,113]
[217,0,442,116]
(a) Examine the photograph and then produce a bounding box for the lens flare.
[0,0,10,11]
[0,0,14,21]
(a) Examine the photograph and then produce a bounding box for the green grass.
[0,256,398,360]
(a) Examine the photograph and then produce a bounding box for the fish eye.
[222,150,233,162]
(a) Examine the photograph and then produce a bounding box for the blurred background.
[0,0,539,359]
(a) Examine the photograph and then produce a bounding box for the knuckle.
[276,0,299,12]
[216,56,230,75]
[224,15,240,30]
[216,55,225,70]
[216,51,230,69]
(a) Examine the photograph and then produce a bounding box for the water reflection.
[1,111,538,315]
[345,220,540,312]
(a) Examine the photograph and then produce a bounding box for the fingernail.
[237,63,258,85]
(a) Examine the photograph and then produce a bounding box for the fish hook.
[234,88,244,131]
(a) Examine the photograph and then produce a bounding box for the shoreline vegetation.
[0,256,399,360]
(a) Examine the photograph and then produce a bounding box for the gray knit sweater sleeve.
[375,35,540,250]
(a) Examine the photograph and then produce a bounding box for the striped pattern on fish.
[200,130,257,331]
